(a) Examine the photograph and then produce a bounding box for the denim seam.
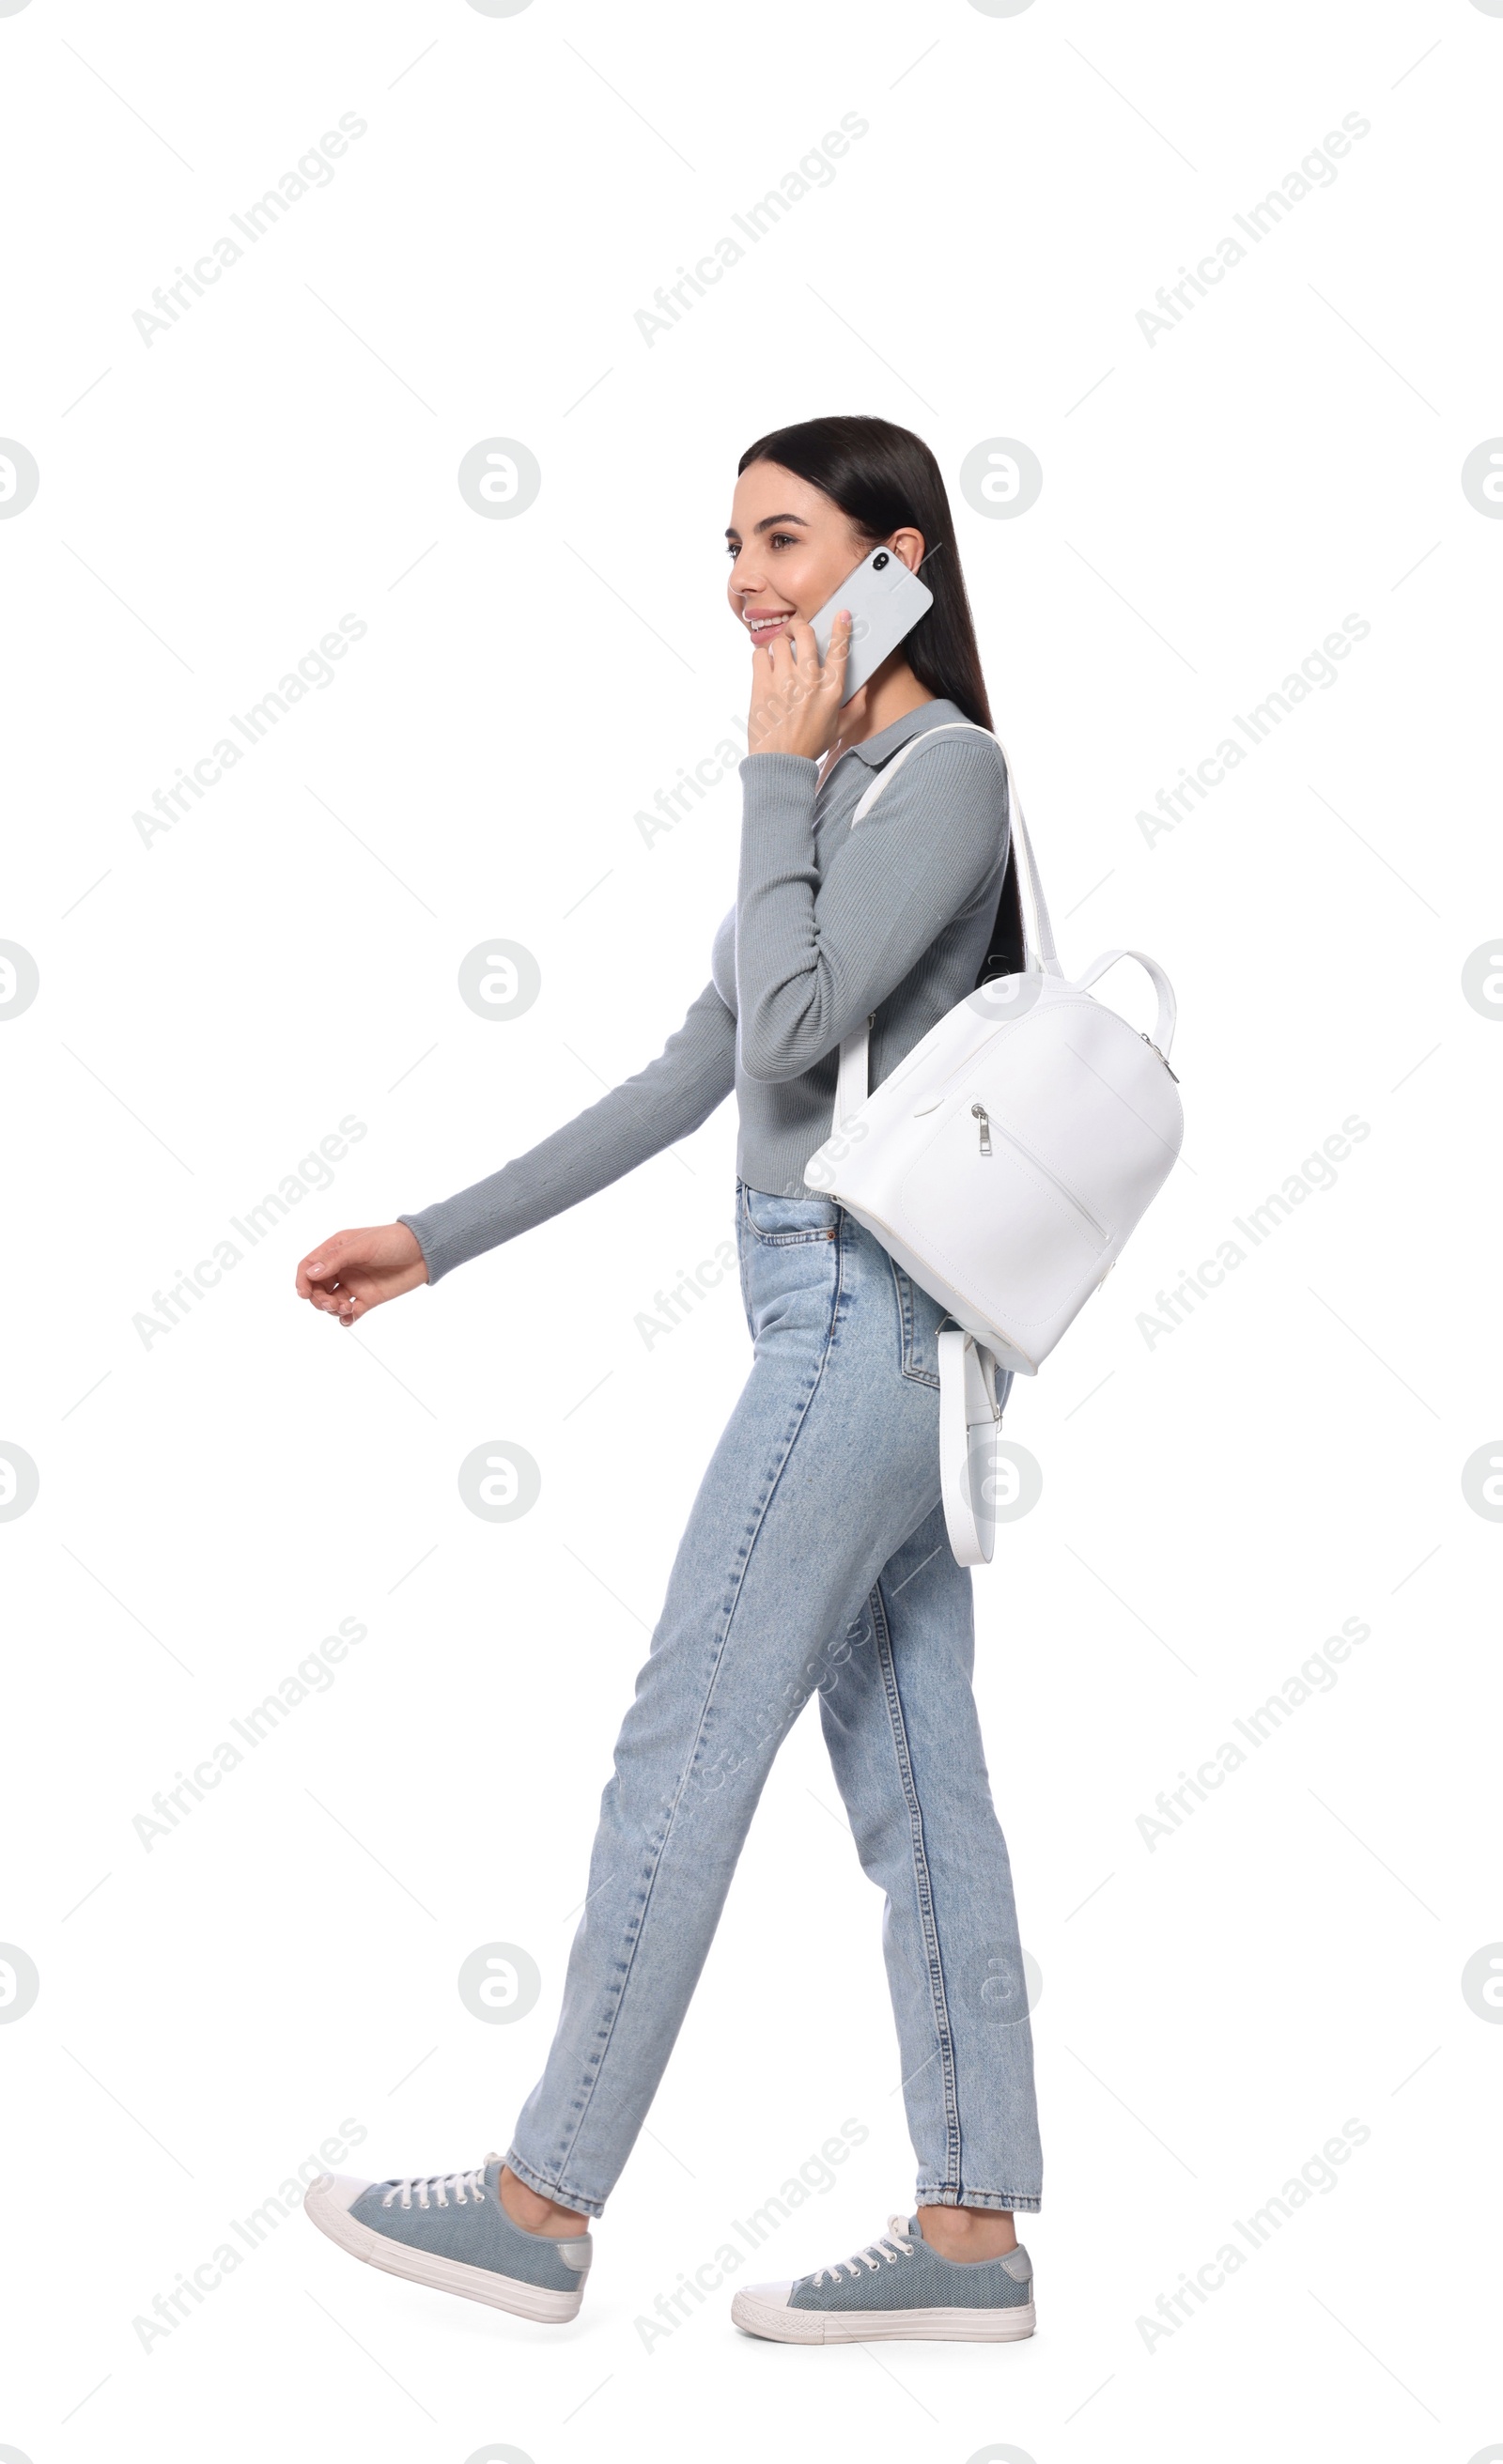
[546,1211,850,2197]
[916,2187,1042,2213]
[867,1574,962,2194]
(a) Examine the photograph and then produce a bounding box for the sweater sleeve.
[734,733,1009,1082]
[398,974,737,1285]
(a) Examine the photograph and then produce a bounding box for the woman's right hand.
[294,1222,428,1326]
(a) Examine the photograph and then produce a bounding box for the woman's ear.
[888,527,925,575]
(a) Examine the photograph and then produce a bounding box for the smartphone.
[809,548,934,705]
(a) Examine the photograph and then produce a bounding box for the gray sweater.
[399,698,1010,1285]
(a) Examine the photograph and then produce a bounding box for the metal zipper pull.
[1139,1031,1180,1083]
[970,1101,992,1155]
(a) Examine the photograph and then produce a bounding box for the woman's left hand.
[746,610,852,760]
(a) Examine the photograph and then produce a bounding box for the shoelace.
[810,2213,915,2286]
[380,2162,488,2212]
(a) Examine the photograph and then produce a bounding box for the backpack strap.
[849,721,1061,974]
[938,1328,1004,1565]
[828,724,1033,1565]
[833,722,1059,1135]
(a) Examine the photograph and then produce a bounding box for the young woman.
[295,415,1042,2346]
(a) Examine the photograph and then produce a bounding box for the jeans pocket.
[740,1183,841,1245]
[889,1258,1018,1411]
[889,1256,942,1387]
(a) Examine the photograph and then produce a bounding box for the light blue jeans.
[506,1183,1043,2219]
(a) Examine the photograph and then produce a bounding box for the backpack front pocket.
[898,1095,1108,1328]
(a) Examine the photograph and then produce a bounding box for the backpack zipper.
[969,1103,1109,1243]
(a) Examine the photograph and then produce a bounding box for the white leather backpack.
[803,723,1184,1567]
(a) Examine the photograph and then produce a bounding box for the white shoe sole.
[303,2180,583,2322]
[731,2289,1036,2344]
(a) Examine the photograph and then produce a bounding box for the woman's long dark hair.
[737,413,1024,977]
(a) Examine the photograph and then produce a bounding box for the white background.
[1,1,1499,2458]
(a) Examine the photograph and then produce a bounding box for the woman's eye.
[725,533,798,558]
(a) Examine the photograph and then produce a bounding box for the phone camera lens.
[872,551,890,569]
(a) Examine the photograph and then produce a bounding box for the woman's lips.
[743,611,795,642]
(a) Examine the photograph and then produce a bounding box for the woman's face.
[725,461,920,652]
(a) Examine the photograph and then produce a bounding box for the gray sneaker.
[304,2154,591,2321]
[732,2211,1034,2344]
